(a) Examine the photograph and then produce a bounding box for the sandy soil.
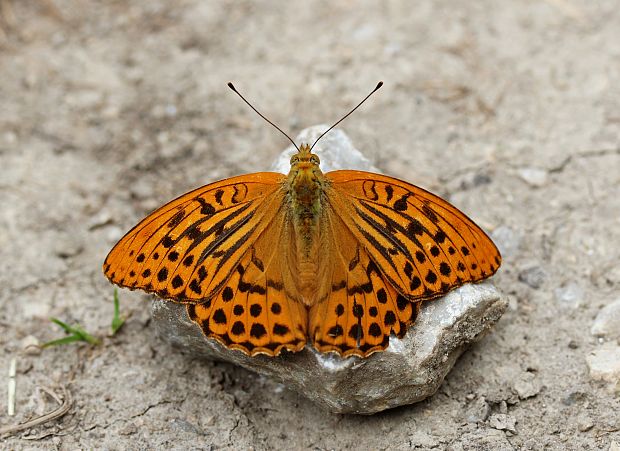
[1,1,619,449]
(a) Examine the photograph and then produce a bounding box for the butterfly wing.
[187,206,308,356]
[103,173,286,302]
[326,170,501,300]
[309,205,420,357]
[104,172,308,356]
[308,170,501,357]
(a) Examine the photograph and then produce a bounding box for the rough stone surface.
[153,282,506,413]
[151,126,507,414]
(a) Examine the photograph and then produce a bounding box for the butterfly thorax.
[286,143,326,303]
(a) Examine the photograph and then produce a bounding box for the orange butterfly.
[103,83,501,358]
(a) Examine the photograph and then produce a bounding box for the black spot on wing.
[167,210,185,228]
[393,194,409,211]
[335,304,345,316]
[439,262,451,276]
[215,189,225,205]
[369,322,382,337]
[328,325,343,337]
[385,185,394,202]
[231,321,245,335]
[273,324,290,336]
[362,180,379,201]
[171,275,183,289]
[421,203,439,223]
[196,198,216,215]
[250,323,267,338]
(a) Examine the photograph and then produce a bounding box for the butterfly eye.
[290,155,300,165]
[310,155,320,165]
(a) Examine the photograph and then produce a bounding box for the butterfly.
[103,82,501,358]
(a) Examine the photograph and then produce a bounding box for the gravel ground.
[1,1,619,449]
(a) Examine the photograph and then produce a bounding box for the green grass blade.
[42,335,83,348]
[43,318,100,347]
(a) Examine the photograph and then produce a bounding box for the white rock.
[586,343,620,384]
[153,283,506,414]
[591,299,620,339]
[270,125,380,174]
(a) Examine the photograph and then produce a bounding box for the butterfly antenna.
[310,81,383,151]
[227,82,300,151]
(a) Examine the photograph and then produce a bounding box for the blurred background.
[1,1,619,449]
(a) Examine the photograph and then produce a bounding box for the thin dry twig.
[0,386,72,437]
[7,358,16,416]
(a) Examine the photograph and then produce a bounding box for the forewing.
[103,172,286,302]
[326,170,501,301]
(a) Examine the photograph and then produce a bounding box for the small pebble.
[130,178,155,200]
[106,226,124,243]
[88,210,114,229]
[513,372,541,399]
[119,423,138,436]
[586,343,620,385]
[518,266,547,289]
[562,391,588,406]
[53,233,84,259]
[499,400,508,414]
[21,335,41,355]
[591,299,620,339]
[577,415,594,432]
[568,340,579,349]
[489,413,517,433]
[554,282,584,310]
[467,396,490,423]
[517,167,549,187]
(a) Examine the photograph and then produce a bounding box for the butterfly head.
[290,143,321,169]
[287,143,325,211]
